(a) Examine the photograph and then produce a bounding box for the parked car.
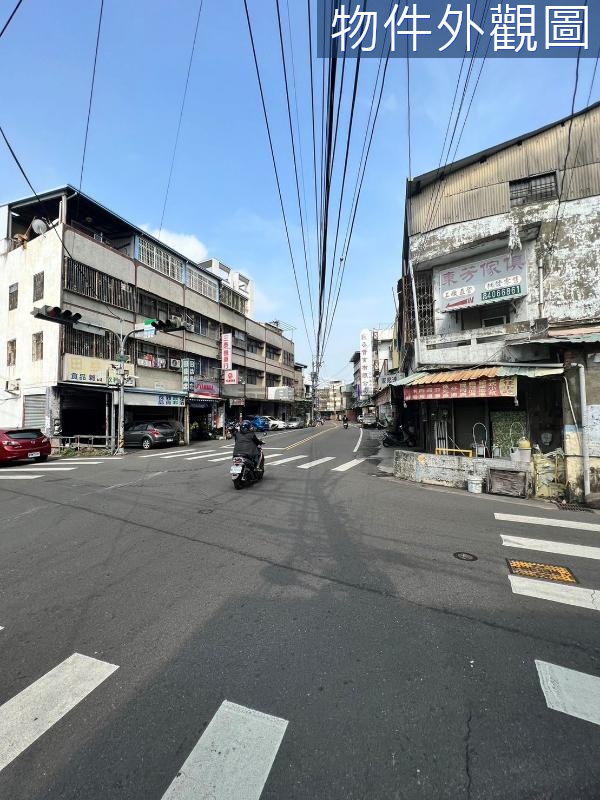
[361,413,378,428]
[124,421,178,449]
[286,417,305,429]
[246,416,271,433]
[262,416,286,430]
[0,427,51,464]
[357,415,364,423]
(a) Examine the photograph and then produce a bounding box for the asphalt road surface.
[0,422,599,799]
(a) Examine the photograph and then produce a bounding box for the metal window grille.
[64,258,135,312]
[247,339,261,354]
[186,265,218,302]
[402,271,434,343]
[138,237,185,283]
[7,339,16,366]
[33,272,44,302]
[8,283,18,310]
[510,173,557,207]
[220,285,247,315]
[31,332,43,361]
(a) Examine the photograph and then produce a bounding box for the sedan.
[0,427,51,463]
[124,422,178,450]
[265,417,287,430]
[246,416,271,433]
[286,417,305,429]
[361,414,378,428]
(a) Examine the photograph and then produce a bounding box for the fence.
[51,435,113,454]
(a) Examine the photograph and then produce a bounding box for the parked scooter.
[382,425,416,448]
[230,442,265,489]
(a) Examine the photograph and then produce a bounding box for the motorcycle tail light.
[233,457,244,464]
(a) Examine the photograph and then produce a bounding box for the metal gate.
[23,394,46,428]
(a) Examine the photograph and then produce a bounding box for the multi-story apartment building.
[350,326,395,414]
[396,102,600,501]
[0,186,296,443]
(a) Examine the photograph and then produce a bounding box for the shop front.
[189,379,221,438]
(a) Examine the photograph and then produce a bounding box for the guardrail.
[51,435,113,453]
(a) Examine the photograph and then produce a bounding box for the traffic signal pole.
[114,326,144,455]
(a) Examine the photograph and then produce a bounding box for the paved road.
[0,422,599,799]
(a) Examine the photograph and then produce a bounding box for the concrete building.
[350,326,395,415]
[396,102,600,501]
[0,186,296,442]
[201,258,255,319]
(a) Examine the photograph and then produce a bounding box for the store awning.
[396,365,563,387]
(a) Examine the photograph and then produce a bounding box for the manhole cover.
[507,559,577,584]
[554,502,593,513]
[197,509,214,515]
[454,552,478,561]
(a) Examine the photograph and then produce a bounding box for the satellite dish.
[31,218,48,235]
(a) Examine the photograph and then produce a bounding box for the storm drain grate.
[507,559,577,584]
[554,502,593,513]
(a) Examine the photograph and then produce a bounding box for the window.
[138,236,184,282]
[282,376,293,387]
[186,265,218,302]
[510,173,557,207]
[266,373,280,387]
[32,332,43,361]
[220,285,248,315]
[8,283,18,310]
[33,272,44,302]
[282,350,293,366]
[246,369,259,385]
[482,315,508,328]
[247,338,262,354]
[233,329,246,348]
[193,314,208,336]
[7,339,16,367]
[266,345,280,361]
[138,293,157,319]
[64,258,136,311]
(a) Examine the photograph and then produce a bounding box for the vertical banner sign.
[359,329,374,401]
[221,333,232,371]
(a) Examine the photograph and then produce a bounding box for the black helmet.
[240,421,251,432]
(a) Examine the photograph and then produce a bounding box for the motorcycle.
[382,425,416,448]
[230,443,265,489]
[343,421,349,429]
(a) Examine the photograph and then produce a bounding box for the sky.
[0,0,598,384]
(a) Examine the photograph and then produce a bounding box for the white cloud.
[253,285,279,318]
[141,225,209,263]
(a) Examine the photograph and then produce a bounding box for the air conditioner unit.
[170,358,182,369]
[5,379,20,394]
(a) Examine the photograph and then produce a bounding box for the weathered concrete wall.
[393,450,530,490]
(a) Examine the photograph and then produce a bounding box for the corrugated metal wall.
[409,107,600,235]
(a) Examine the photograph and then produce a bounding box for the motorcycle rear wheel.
[233,478,243,489]
[382,438,393,447]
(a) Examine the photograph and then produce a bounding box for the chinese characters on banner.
[359,328,374,400]
[404,376,517,400]
[437,251,528,312]
[321,2,594,57]
[221,333,232,371]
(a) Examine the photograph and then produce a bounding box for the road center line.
[285,428,335,450]
[508,575,600,611]
[161,700,288,800]
[501,535,600,560]
[0,653,118,772]
[495,512,600,533]
[536,660,600,727]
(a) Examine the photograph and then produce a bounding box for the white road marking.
[298,457,336,469]
[0,653,118,772]
[160,700,288,800]
[44,461,104,466]
[536,660,600,727]
[139,450,195,459]
[501,535,600,561]
[332,458,366,472]
[353,428,363,454]
[160,451,205,460]
[185,452,219,461]
[59,458,122,462]
[1,467,77,472]
[208,456,235,463]
[263,453,284,459]
[268,455,307,466]
[0,475,41,481]
[495,512,600,533]
[508,575,600,611]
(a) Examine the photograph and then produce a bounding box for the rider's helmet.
[240,421,252,433]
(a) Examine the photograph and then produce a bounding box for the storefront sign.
[359,329,374,399]
[190,399,213,409]
[192,379,219,397]
[221,333,232,370]
[224,369,238,385]
[63,355,135,386]
[181,358,195,391]
[404,377,517,401]
[438,252,528,312]
[267,386,294,401]
[158,395,186,407]
[230,398,245,406]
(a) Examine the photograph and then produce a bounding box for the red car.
[0,428,52,464]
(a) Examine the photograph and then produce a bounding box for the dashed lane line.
[161,700,288,800]
[495,512,600,533]
[508,575,600,611]
[501,535,600,561]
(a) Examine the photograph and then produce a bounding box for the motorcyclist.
[342,414,348,428]
[232,421,263,467]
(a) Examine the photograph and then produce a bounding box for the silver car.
[286,417,305,429]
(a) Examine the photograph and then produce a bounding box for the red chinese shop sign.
[404,377,517,401]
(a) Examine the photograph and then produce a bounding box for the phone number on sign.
[481,285,522,301]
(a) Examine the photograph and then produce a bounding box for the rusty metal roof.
[410,368,500,385]
[393,365,563,387]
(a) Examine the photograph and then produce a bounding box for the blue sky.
[1,0,598,382]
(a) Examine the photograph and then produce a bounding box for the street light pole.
[115,327,144,455]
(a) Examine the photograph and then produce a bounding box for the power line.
[307,0,321,286]
[0,0,24,41]
[158,0,204,237]
[79,0,104,192]
[242,0,314,358]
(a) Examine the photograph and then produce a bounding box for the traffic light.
[31,306,82,325]
[151,317,189,333]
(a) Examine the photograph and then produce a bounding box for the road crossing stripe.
[185,452,219,461]
[298,457,336,469]
[501,535,600,561]
[263,453,284,459]
[331,458,366,472]
[1,467,77,472]
[160,451,206,460]
[140,450,195,459]
[37,461,105,466]
[0,475,41,480]
[536,660,600,727]
[268,455,307,466]
[58,458,123,462]
[508,575,600,611]
[0,652,118,772]
[160,700,288,800]
[495,512,600,533]
[208,456,234,462]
